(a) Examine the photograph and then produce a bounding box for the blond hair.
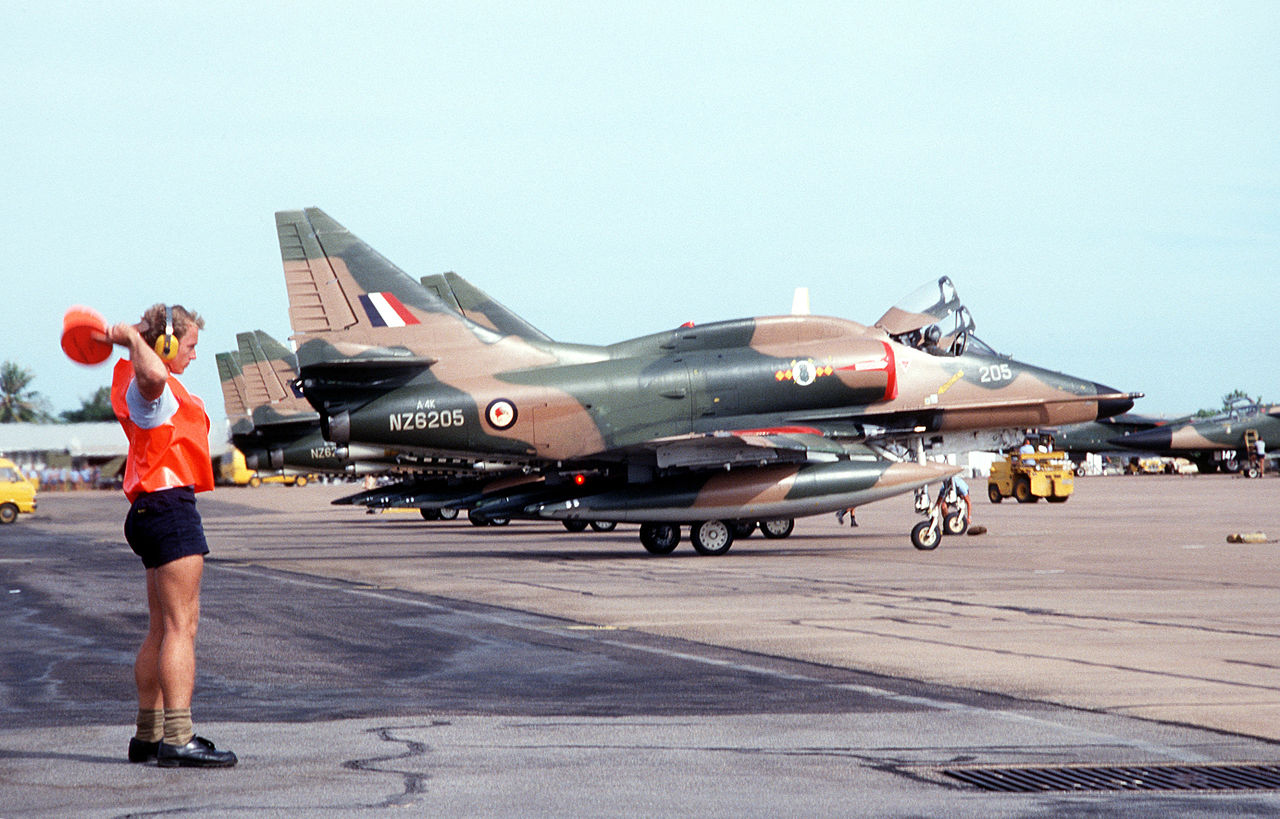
[139,303,205,349]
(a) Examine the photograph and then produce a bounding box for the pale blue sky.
[4,1,1277,423]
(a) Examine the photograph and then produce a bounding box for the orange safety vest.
[111,358,215,502]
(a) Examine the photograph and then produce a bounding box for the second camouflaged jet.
[1111,398,1279,475]
[273,208,1138,555]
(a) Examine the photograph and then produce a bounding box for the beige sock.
[135,709,164,743]
[162,708,194,747]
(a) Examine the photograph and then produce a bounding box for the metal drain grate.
[941,763,1280,793]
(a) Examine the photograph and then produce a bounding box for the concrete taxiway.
[1,474,1278,816]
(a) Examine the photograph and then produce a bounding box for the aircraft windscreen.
[874,276,989,357]
[1209,396,1264,422]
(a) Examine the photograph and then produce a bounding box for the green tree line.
[0,360,115,423]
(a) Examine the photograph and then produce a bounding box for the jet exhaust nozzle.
[323,410,351,445]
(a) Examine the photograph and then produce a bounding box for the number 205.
[980,364,1013,383]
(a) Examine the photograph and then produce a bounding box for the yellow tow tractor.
[988,439,1074,504]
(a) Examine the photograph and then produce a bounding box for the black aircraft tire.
[420,509,441,521]
[759,518,795,539]
[730,520,757,539]
[589,521,617,532]
[944,512,968,536]
[911,520,941,551]
[562,520,589,533]
[439,507,459,520]
[639,523,680,555]
[690,520,734,556]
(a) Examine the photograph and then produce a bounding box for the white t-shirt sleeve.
[125,380,179,429]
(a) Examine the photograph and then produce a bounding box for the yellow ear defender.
[154,305,179,361]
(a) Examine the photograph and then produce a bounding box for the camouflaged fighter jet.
[1034,413,1173,474]
[217,330,397,477]
[273,207,1138,555]
[217,268,555,482]
[217,281,617,524]
[1110,397,1279,475]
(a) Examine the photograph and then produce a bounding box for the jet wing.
[792,390,1141,432]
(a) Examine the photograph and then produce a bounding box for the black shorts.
[124,487,209,569]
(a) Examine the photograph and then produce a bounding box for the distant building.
[0,422,229,489]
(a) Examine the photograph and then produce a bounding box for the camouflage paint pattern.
[268,208,1138,528]
[534,458,959,523]
[1115,404,1280,457]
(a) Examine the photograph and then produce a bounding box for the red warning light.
[574,473,586,486]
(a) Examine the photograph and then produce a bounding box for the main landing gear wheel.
[639,523,680,555]
[589,521,617,532]
[690,520,734,556]
[759,518,795,539]
[420,508,440,520]
[944,512,968,536]
[911,520,941,550]
[562,520,589,532]
[730,520,757,538]
[439,507,459,520]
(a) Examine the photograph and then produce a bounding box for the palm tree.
[0,361,50,422]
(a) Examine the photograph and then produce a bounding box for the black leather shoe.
[128,737,159,763]
[156,736,238,768]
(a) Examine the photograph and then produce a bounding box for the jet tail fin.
[420,272,552,342]
[276,208,476,341]
[216,352,250,423]
[235,331,306,410]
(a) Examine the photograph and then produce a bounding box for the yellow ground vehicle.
[255,472,313,487]
[0,457,37,524]
[217,448,313,487]
[988,450,1074,504]
[218,448,257,486]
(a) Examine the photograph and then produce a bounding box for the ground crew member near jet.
[108,304,237,768]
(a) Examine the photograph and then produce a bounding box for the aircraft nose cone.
[1093,383,1136,420]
